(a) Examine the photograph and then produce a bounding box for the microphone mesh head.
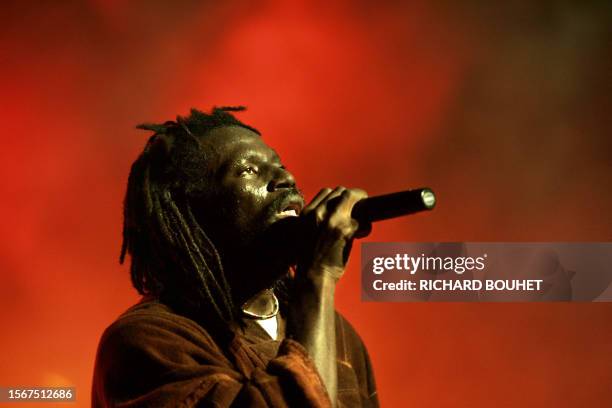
[421,189,436,209]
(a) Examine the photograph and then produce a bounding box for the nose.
[267,167,296,192]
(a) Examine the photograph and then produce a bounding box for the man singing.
[92,107,378,407]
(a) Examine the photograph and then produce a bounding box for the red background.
[1,1,611,407]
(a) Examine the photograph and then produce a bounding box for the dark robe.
[92,298,378,407]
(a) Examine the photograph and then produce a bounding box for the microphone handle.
[351,188,436,223]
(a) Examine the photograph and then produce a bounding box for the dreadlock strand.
[164,204,230,321]
[120,156,145,264]
[164,196,234,317]
[184,202,234,309]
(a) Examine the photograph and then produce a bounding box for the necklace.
[241,290,279,320]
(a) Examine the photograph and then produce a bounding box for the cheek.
[232,183,270,219]
[242,184,268,202]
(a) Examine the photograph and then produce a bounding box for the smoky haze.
[0,1,610,407]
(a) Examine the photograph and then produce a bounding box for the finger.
[302,187,333,214]
[354,221,372,239]
[332,218,360,237]
[318,186,347,207]
[324,218,360,246]
[334,188,368,216]
[314,186,346,221]
[328,189,368,236]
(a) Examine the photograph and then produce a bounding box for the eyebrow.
[236,150,282,164]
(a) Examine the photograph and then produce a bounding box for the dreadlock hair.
[120,106,260,331]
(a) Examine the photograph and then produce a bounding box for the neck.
[226,253,292,305]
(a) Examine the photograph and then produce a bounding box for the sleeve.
[91,312,332,408]
[334,313,379,408]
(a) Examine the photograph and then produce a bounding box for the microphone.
[351,187,436,223]
[267,187,435,246]
[259,188,436,270]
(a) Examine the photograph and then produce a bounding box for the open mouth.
[276,202,302,219]
[278,203,301,218]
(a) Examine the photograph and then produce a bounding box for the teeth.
[278,209,298,217]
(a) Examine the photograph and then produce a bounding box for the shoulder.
[92,299,236,404]
[94,299,231,382]
[98,301,198,358]
[101,299,213,344]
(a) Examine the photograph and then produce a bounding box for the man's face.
[194,125,304,257]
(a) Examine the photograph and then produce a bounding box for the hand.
[288,187,367,406]
[298,186,369,282]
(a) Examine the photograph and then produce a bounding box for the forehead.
[200,126,279,166]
